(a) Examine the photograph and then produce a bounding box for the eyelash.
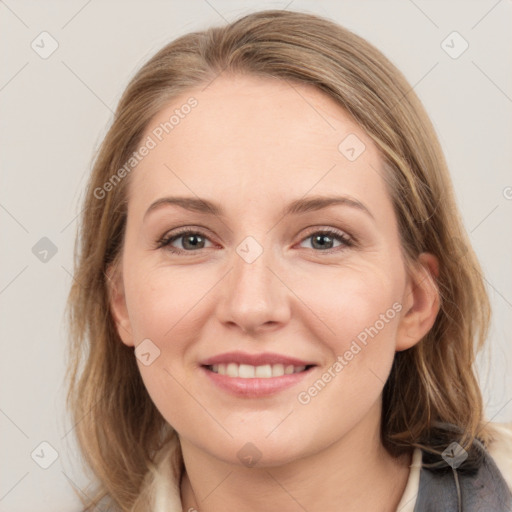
[155,227,355,255]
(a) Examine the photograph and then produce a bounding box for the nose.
[216,242,291,335]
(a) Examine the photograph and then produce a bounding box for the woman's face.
[109,74,436,466]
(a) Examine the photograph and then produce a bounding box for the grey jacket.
[414,436,512,511]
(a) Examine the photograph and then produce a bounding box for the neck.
[179,402,411,512]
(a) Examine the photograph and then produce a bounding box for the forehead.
[128,74,389,216]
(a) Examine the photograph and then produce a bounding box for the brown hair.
[65,9,492,511]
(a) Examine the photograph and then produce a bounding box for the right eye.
[157,229,215,254]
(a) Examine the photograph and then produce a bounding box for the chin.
[203,429,321,469]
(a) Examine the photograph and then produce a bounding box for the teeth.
[255,364,272,378]
[239,364,255,378]
[271,364,284,377]
[226,363,238,377]
[209,363,308,378]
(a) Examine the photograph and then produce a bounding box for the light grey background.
[1,1,511,510]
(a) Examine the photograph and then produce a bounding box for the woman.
[65,9,512,511]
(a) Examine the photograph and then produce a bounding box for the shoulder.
[485,421,512,493]
[413,421,512,511]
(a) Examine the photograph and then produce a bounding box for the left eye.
[157,228,352,255]
[298,229,352,251]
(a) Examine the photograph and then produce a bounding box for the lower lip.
[201,366,315,398]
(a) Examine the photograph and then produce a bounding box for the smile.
[207,363,311,378]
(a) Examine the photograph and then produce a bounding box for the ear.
[395,252,440,352]
[106,262,135,347]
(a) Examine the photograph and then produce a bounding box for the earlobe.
[395,252,440,352]
[106,263,135,347]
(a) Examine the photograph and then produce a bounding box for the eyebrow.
[143,194,374,221]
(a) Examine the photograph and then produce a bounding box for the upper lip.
[200,351,316,367]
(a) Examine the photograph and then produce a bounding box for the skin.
[109,74,440,512]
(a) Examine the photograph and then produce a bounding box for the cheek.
[295,261,403,351]
[293,265,402,406]
[125,264,211,343]
[123,267,220,429]
[293,284,401,453]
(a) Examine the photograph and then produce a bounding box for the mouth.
[199,352,317,397]
[204,363,315,378]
